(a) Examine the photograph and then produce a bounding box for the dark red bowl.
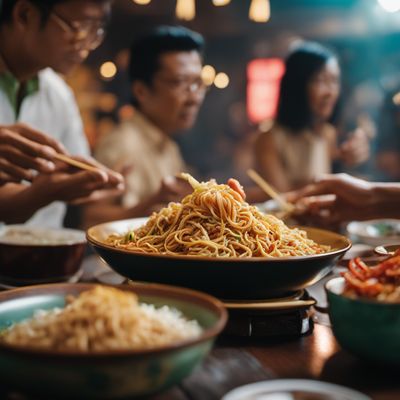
[0,225,86,286]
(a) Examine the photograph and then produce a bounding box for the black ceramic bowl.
[87,218,351,300]
[0,225,86,286]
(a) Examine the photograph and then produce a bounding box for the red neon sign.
[247,58,285,124]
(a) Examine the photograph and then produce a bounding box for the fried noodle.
[107,174,330,258]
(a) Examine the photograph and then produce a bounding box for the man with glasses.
[90,26,206,225]
[0,0,123,227]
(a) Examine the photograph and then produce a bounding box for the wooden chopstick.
[53,153,101,173]
[247,168,295,213]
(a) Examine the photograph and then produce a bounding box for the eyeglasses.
[157,76,208,95]
[50,11,106,50]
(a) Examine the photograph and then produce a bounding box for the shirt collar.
[0,50,40,116]
[133,109,173,148]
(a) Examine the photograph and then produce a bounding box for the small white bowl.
[222,379,371,400]
[346,219,400,247]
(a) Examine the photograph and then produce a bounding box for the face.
[135,51,206,135]
[307,58,340,122]
[20,0,110,75]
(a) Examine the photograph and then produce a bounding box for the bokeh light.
[214,72,230,89]
[201,65,216,86]
[100,62,117,80]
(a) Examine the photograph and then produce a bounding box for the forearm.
[0,184,50,223]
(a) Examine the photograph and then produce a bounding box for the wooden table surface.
[151,324,400,400]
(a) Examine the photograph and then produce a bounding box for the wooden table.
[4,252,400,399]
[151,324,400,400]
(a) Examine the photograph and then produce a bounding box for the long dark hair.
[276,41,338,132]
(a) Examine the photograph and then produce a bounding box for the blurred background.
[69,0,400,184]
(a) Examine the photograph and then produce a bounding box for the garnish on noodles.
[343,250,400,302]
[106,174,330,258]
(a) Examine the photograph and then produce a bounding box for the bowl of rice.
[0,283,227,399]
[0,224,86,286]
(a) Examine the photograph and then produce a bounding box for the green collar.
[0,71,39,117]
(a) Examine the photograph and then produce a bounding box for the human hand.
[30,156,124,205]
[156,176,193,204]
[0,124,67,184]
[339,128,370,167]
[286,173,376,226]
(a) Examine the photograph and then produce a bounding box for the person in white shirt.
[0,0,123,228]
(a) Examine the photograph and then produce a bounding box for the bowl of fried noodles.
[87,174,351,300]
[0,282,227,398]
[326,251,400,365]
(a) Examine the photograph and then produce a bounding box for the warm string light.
[133,0,270,23]
[212,0,231,6]
[176,0,196,21]
[249,0,270,23]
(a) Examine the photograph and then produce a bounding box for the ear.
[132,81,151,105]
[12,0,40,31]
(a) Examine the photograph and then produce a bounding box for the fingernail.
[164,176,176,184]
[43,146,56,157]
[40,160,55,170]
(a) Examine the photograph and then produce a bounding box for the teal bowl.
[0,282,227,399]
[326,277,400,365]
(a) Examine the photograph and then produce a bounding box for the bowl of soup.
[0,225,86,286]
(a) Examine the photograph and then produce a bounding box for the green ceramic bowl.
[0,282,227,399]
[87,218,351,300]
[326,277,400,365]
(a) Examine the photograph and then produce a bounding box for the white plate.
[346,219,400,247]
[222,379,371,400]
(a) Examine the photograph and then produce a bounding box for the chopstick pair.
[53,153,101,173]
[247,168,295,213]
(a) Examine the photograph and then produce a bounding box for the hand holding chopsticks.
[53,153,103,174]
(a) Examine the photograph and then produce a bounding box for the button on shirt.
[0,66,90,228]
[95,111,186,207]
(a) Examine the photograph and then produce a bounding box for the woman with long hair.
[254,42,369,193]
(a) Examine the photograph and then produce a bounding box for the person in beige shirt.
[95,110,186,208]
[252,42,370,200]
[88,26,207,227]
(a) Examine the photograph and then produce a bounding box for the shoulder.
[255,122,286,147]
[38,68,76,105]
[95,120,142,156]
